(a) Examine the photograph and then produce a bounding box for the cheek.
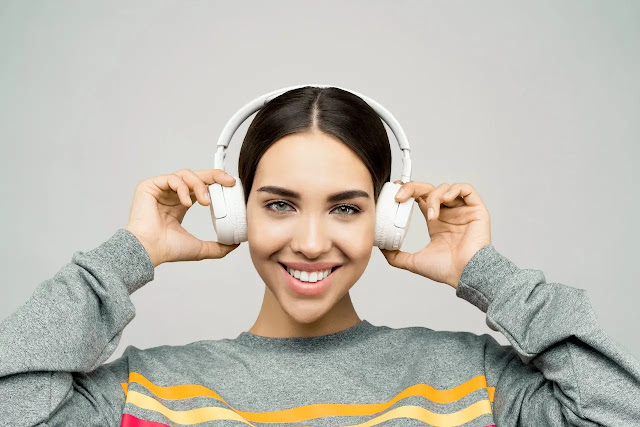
[246,204,286,243]
[246,208,282,270]
[335,215,376,253]
[332,220,376,275]
[246,210,289,274]
[247,230,285,264]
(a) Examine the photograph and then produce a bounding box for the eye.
[266,201,294,213]
[332,205,361,216]
[264,201,362,216]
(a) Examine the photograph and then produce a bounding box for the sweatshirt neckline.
[234,319,375,350]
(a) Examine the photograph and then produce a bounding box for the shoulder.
[116,336,239,366]
[371,323,497,353]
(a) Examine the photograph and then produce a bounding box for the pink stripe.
[121,413,170,427]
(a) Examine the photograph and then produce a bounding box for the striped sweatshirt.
[1,228,639,426]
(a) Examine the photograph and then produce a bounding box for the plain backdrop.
[1,0,638,364]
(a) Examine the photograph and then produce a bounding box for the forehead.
[253,131,373,197]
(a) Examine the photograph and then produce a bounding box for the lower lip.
[280,263,341,296]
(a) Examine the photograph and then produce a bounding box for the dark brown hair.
[238,86,392,204]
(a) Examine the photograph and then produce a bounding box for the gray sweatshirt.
[1,228,639,426]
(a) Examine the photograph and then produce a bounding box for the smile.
[278,262,341,296]
[279,263,340,282]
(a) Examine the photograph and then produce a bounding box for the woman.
[1,87,639,426]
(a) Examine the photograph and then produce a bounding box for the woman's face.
[246,130,376,325]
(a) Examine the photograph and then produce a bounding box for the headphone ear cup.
[374,182,414,250]
[208,175,248,245]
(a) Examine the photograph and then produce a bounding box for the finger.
[170,174,194,207]
[439,183,468,208]
[393,181,437,217]
[192,169,237,187]
[199,241,241,260]
[166,174,193,207]
[425,183,452,221]
[429,183,484,221]
[174,169,211,206]
[151,174,193,207]
[392,181,437,221]
[442,183,484,208]
[394,181,437,203]
[379,247,415,273]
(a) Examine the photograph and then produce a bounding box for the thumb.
[200,241,241,260]
[379,247,415,272]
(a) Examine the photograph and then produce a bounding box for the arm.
[456,244,640,425]
[0,229,155,427]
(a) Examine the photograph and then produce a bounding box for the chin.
[278,291,335,324]
[289,305,331,325]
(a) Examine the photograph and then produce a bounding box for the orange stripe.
[126,390,493,426]
[121,372,494,424]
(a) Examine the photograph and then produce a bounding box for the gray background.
[1,0,638,364]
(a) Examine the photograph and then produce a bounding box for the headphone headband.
[214,84,412,183]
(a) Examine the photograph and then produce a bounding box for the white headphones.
[207,84,415,251]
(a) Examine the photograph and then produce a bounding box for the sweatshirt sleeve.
[0,228,155,427]
[455,244,640,426]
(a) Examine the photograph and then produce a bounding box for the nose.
[289,214,332,259]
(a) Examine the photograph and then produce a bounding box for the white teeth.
[286,266,332,283]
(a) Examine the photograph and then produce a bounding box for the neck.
[248,286,361,338]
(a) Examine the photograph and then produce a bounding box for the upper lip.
[279,261,342,272]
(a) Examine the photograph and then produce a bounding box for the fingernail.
[204,192,210,200]
[428,207,434,219]
[396,189,406,199]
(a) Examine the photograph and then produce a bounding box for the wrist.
[124,226,162,267]
[445,273,462,290]
[455,244,519,312]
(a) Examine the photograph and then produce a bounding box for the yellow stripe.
[346,400,494,427]
[126,390,493,426]
[121,372,494,424]
[126,391,256,426]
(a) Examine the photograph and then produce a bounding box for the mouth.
[278,262,342,296]
[278,262,341,277]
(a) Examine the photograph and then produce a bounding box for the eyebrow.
[256,185,371,203]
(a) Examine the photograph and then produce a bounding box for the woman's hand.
[379,181,492,289]
[125,169,241,267]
